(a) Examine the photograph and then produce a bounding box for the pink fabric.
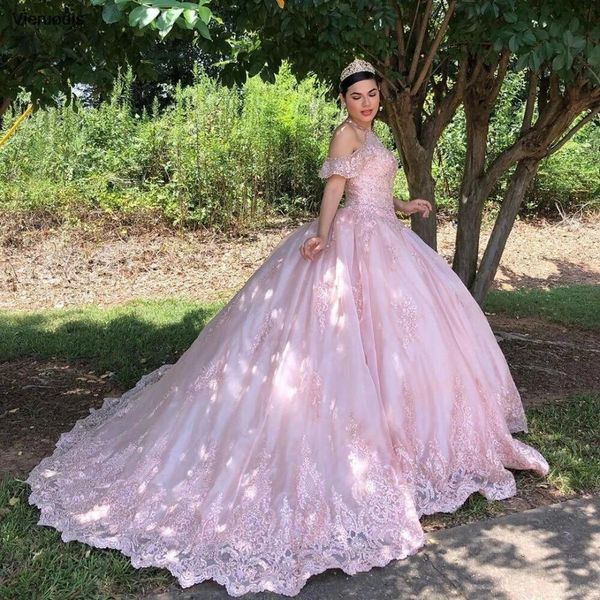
[26,129,549,597]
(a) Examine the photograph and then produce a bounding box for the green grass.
[0,478,173,599]
[515,392,600,494]
[1,285,596,387]
[0,298,225,388]
[484,284,600,331]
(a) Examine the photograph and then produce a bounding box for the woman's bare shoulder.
[327,121,363,159]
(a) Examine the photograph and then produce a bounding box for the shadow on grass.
[484,284,600,331]
[0,299,225,388]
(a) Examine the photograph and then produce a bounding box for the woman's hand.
[398,198,433,218]
[300,235,327,261]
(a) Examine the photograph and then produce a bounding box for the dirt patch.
[489,314,600,406]
[1,212,598,311]
[0,357,125,480]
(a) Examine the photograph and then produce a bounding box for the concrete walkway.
[142,496,600,600]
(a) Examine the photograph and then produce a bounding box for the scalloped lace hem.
[28,474,517,597]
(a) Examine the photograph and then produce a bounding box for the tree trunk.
[452,53,509,289]
[406,164,437,250]
[471,158,540,304]
[452,109,489,288]
[383,89,440,251]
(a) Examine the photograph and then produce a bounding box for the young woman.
[26,58,549,597]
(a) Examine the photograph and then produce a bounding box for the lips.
[361,110,373,116]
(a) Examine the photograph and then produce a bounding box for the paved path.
[142,496,600,600]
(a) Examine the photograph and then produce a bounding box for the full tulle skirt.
[26,206,549,597]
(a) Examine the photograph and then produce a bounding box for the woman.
[26,58,549,597]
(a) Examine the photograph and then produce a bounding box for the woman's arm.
[393,196,434,218]
[316,126,362,239]
[317,176,345,239]
[393,196,410,214]
[301,126,362,261]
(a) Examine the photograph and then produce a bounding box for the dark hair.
[339,70,381,95]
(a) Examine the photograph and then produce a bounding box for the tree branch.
[466,54,484,89]
[411,0,457,96]
[424,51,467,149]
[489,49,510,105]
[404,0,422,59]
[356,43,406,92]
[548,105,600,155]
[393,4,406,73]
[538,72,549,113]
[408,0,432,85]
[521,70,538,133]
[549,72,560,103]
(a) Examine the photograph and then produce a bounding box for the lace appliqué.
[27,414,426,597]
[248,311,276,354]
[390,293,418,350]
[190,356,227,392]
[392,373,548,516]
[351,280,364,321]
[298,362,324,420]
[90,364,173,422]
[318,147,368,180]
[27,364,548,597]
[385,240,404,268]
[312,276,336,332]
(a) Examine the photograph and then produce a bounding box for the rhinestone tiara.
[340,59,376,84]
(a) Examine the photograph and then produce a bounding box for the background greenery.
[0,63,597,232]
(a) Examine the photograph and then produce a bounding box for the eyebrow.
[350,87,378,94]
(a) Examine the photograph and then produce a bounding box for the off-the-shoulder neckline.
[327,129,375,162]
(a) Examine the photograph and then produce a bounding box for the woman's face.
[341,78,379,126]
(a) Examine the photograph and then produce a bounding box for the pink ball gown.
[26,127,549,597]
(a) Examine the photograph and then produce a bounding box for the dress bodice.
[318,129,399,218]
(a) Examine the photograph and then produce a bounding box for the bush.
[0,63,355,230]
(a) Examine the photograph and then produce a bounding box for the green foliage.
[232,63,339,216]
[526,125,600,215]
[0,0,204,110]
[0,62,359,229]
[435,71,599,213]
[206,0,599,90]
[91,0,214,39]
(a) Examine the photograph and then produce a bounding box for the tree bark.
[471,158,540,304]
[382,69,463,252]
[374,2,466,253]
[452,109,489,288]
[452,53,509,288]
[450,63,600,306]
[406,158,437,246]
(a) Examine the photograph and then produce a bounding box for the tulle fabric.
[26,128,549,597]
